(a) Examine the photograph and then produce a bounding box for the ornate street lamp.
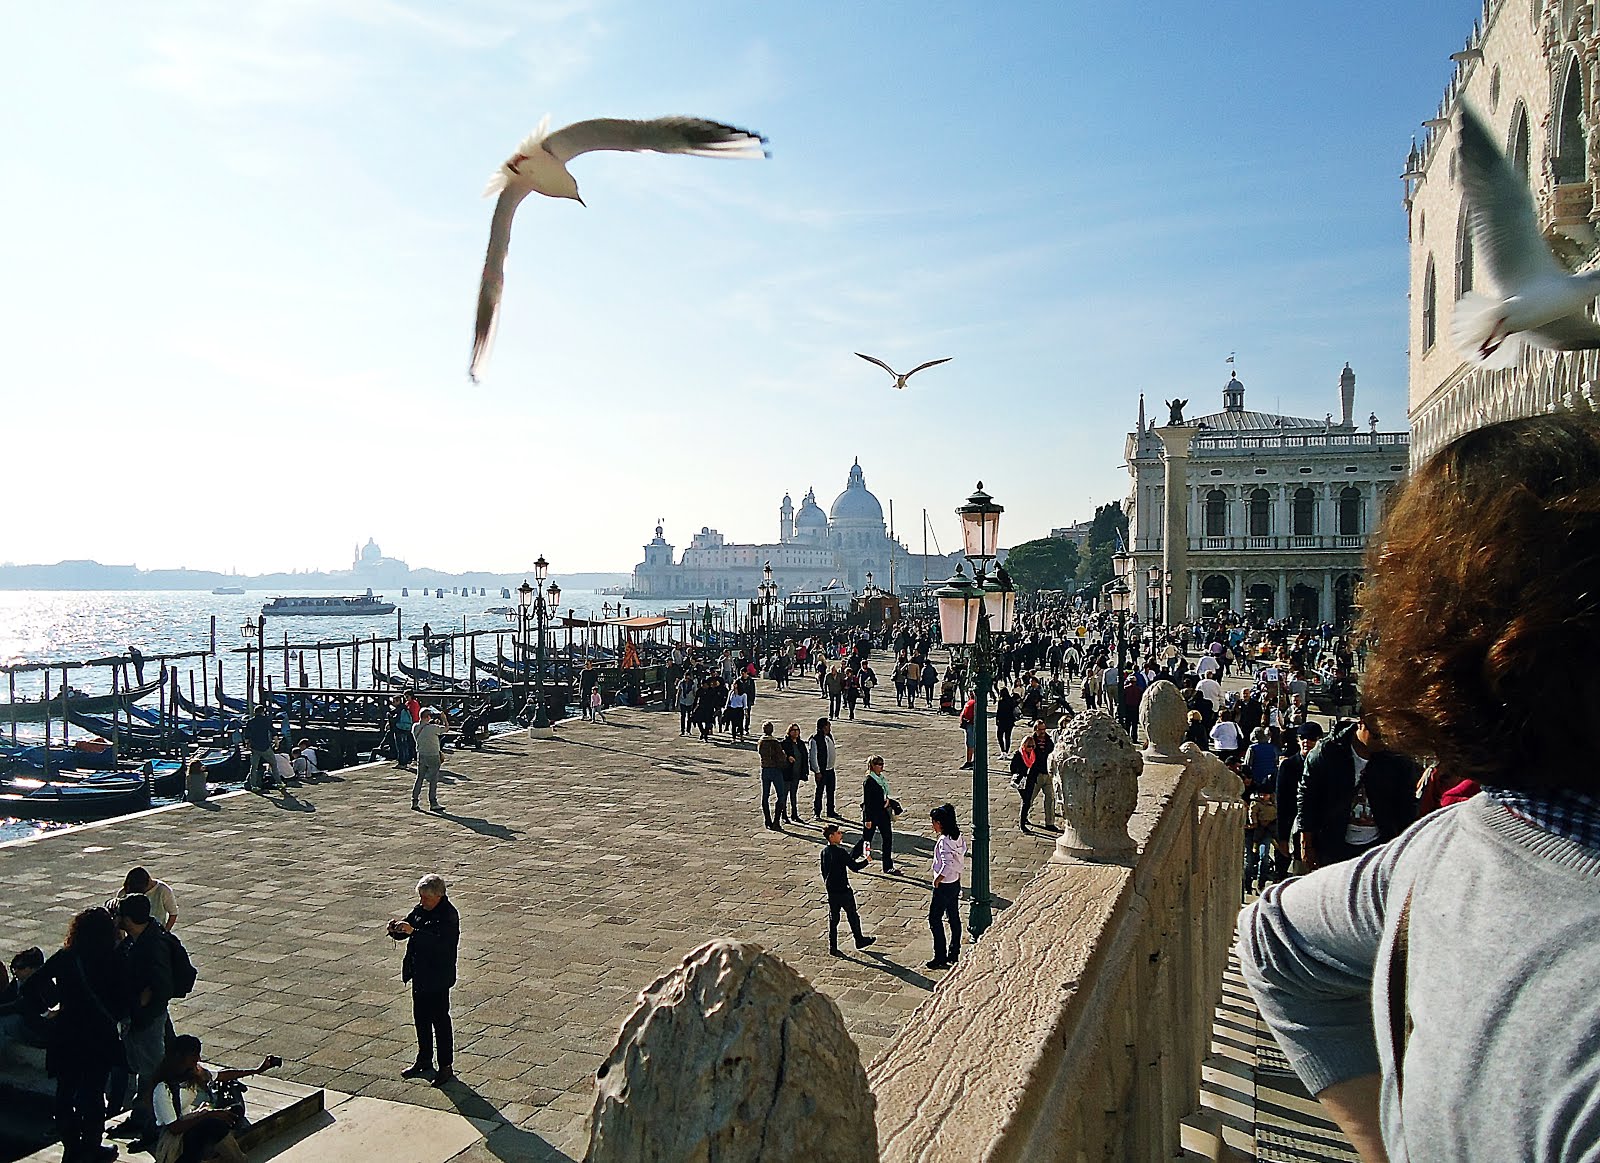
[517,580,534,712]
[1107,574,1134,737]
[1147,564,1164,628]
[527,556,555,732]
[935,483,1013,939]
[758,561,777,667]
[240,618,259,709]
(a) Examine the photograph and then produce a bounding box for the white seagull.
[853,352,953,390]
[1453,105,1600,369]
[470,115,769,382]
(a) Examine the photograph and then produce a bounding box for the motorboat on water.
[212,586,245,595]
[262,589,395,617]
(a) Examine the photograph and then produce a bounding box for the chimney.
[1340,363,1356,428]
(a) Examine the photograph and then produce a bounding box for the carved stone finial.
[1050,711,1141,862]
[586,940,878,1163]
[1181,742,1244,802]
[1139,680,1187,761]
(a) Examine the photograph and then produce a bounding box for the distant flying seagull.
[853,353,953,389]
[1452,105,1600,369]
[469,115,769,382]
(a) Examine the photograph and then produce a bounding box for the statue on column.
[1164,398,1188,426]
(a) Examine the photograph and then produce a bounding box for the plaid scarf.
[1485,787,1600,851]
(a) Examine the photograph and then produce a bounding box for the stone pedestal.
[1152,425,1199,624]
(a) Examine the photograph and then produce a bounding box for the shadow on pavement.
[438,1078,576,1163]
[437,810,521,842]
[271,790,316,812]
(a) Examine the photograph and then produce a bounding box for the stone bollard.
[1138,679,1188,761]
[1050,711,1141,862]
[585,939,878,1163]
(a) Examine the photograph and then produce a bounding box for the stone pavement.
[4,657,1064,1162]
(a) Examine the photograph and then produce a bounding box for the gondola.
[0,777,152,822]
[0,737,120,771]
[148,747,244,790]
[0,676,167,725]
[395,660,469,689]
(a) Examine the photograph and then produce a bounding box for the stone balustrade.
[586,683,1244,1163]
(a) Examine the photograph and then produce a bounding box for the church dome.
[828,459,884,523]
[795,488,828,528]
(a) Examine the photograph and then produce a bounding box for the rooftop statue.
[1164,398,1187,425]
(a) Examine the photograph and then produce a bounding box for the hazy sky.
[1,1,1476,574]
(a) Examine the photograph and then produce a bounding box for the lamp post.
[758,562,777,669]
[240,618,258,710]
[529,555,556,734]
[517,580,534,713]
[1147,565,1164,628]
[1106,573,1133,738]
[934,483,1014,939]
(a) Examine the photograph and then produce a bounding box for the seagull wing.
[904,357,953,379]
[854,352,899,377]
[1458,105,1566,291]
[542,117,768,164]
[469,183,533,383]
[1526,310,1600,351]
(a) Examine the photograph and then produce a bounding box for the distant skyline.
[1,2,1478,573]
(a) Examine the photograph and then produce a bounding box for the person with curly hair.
[24,907,124,1163]
[1238,414,1600,1163]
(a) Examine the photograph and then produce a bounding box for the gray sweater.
[1238,794,1600,1163]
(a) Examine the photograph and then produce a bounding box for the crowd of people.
[2,865,283,1163]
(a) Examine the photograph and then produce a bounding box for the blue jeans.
[761,768,787,825]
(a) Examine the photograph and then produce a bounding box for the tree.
[1075,502,1129,596]
[1002,537,1080,594]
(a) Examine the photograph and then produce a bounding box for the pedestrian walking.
[860,756,901,874]
[411,708,447,812]
[925,803,965,969]
[676,673,696,735]
[589,684,608,724]
[819,825,876,957]
[1009,736,1048,833]
[389,873,460,1089]
[757,722,789,829]
[809,718,838,819]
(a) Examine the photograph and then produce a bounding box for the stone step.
[5,1068,324,1162]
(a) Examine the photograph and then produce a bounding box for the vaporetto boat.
[261,590,396,617]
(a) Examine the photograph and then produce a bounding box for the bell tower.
[779,493,795,544]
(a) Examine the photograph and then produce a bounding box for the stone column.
[1152,425,1199,623]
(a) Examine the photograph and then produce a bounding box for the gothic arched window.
[1422,257,1438,351]
[1555,55,1587,183]
[1509,99,1532,181]
[1456,207,1474,298]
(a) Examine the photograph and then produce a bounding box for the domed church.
[631,460,952,597]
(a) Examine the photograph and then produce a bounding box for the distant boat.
[212,586,245,595]
[262,589,395,617]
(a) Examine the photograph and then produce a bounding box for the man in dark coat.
[1273,720,1322,879]
[389,873,460,1087]
[819,825,876,956]
[1294,718,1417,870]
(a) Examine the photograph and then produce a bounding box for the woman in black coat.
[994,686,1019,753]
[781,723,808,822]
[25,907,124,1163]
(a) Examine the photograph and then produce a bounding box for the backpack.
[165,929,198,998]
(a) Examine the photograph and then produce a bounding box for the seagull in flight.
[854,352,953,389]
[1452,105,1600,369]
[469,115,769,382]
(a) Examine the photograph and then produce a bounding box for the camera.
[211,1078,248,1119]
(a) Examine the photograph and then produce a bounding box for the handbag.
[888,798,903,817]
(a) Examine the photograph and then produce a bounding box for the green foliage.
[1076,502,1129,594]
[1002,537,1081,593]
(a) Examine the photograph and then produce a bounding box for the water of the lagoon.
[0,587,730,842]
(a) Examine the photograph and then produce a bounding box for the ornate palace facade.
[1123,368,1410,627]
[1408,0,1600,460]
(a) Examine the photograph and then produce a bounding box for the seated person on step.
[0,948,50,1058]
[152,1034,281,1163]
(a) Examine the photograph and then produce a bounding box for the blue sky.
[0,1,1478,575]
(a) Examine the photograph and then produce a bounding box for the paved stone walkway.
[5,657,1065,1161]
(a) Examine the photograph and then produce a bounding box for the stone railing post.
[586,940,878,1163]
[1050,711,1140,862]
